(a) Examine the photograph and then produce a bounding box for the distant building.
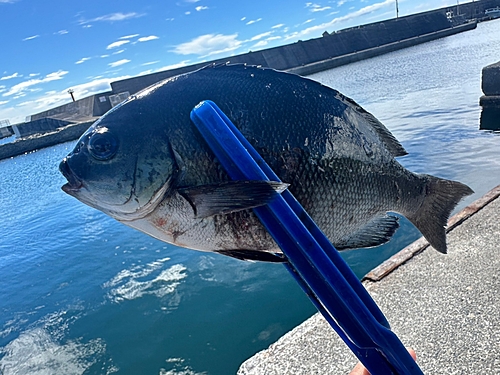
[0,119,14,139]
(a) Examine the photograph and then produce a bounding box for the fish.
[59,63,473,262]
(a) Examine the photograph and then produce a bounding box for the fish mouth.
[59,158,83,193]
[58,155,172,222]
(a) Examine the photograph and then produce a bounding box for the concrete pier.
[480,61,500,130]
[238,185,500,374]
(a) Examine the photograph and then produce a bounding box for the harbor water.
[1,19,500,375]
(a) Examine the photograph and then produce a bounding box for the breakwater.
[0,121,93,160]
[288,22,476,75]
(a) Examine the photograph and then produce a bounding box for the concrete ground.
[238,185,500,375]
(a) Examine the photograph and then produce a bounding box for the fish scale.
[59,63,473,260]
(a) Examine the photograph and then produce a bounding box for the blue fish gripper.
[190,100,424,375]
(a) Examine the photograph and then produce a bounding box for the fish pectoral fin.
[215,249,287,263]
[178,180,288,218]
[334,215,400,250]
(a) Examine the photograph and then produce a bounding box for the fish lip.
[59,158,83,192]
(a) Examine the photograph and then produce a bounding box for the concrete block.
[482,61,500,96]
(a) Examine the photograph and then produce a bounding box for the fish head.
[59,95,178,221]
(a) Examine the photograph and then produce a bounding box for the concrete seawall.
[288,22,477,75]
[0,121,93,160]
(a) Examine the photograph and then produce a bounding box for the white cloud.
[286,0,394,40]
[106,40,130,49]
[250,31,272,41]
[1,72,21,80]
[0,100,9,105]
[139,60,190,75]
[172,33,242,57]
[195,6,208,11]
[241,17,246,21]
[2,70,68,97]
[120,34,140,39]
[272,23,285,29]
[138,69,153,76]
[112,49,125,55]
[306,3,332,12]
[22,35,39,41]
[141,61,159,66]
[29,73,40,77]
[185,11,191,15]
[137,35,159,42]
[246,18,262,25]
[75,57,91,64]
[3,74,129,124]
[80,12,144,24]
[252,40,268,48]
[108,59,130,67]
[55,30,68,35]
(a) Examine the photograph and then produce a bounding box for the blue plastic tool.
[190,100,424,375]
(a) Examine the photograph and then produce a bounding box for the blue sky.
[0,0,459,124]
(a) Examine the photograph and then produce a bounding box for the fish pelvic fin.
[215,249,287,262]
[407,176,474,254]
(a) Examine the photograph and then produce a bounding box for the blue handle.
[190,100,423,375]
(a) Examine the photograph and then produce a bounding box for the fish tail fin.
[407,176,473,254]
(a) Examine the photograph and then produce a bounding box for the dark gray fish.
[59,64,473,261]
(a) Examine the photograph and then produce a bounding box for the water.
[1,19,500,375]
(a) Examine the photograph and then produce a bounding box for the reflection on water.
[103,258,187,303]
[480,107,500,131]
[1,18,500,375]
[0,311,116,375]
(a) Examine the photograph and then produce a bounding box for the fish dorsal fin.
[341,94,408,157]
[334,214,400,250]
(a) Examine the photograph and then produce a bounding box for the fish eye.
[87,127,118,161]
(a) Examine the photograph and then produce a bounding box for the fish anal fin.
[216,249,287,262]
[406,176,473,254]
[334,215,400,250]
[178,180,288,219]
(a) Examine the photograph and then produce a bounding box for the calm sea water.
[1,19,499,375]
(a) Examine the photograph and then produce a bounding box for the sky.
[0,0,461,125]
